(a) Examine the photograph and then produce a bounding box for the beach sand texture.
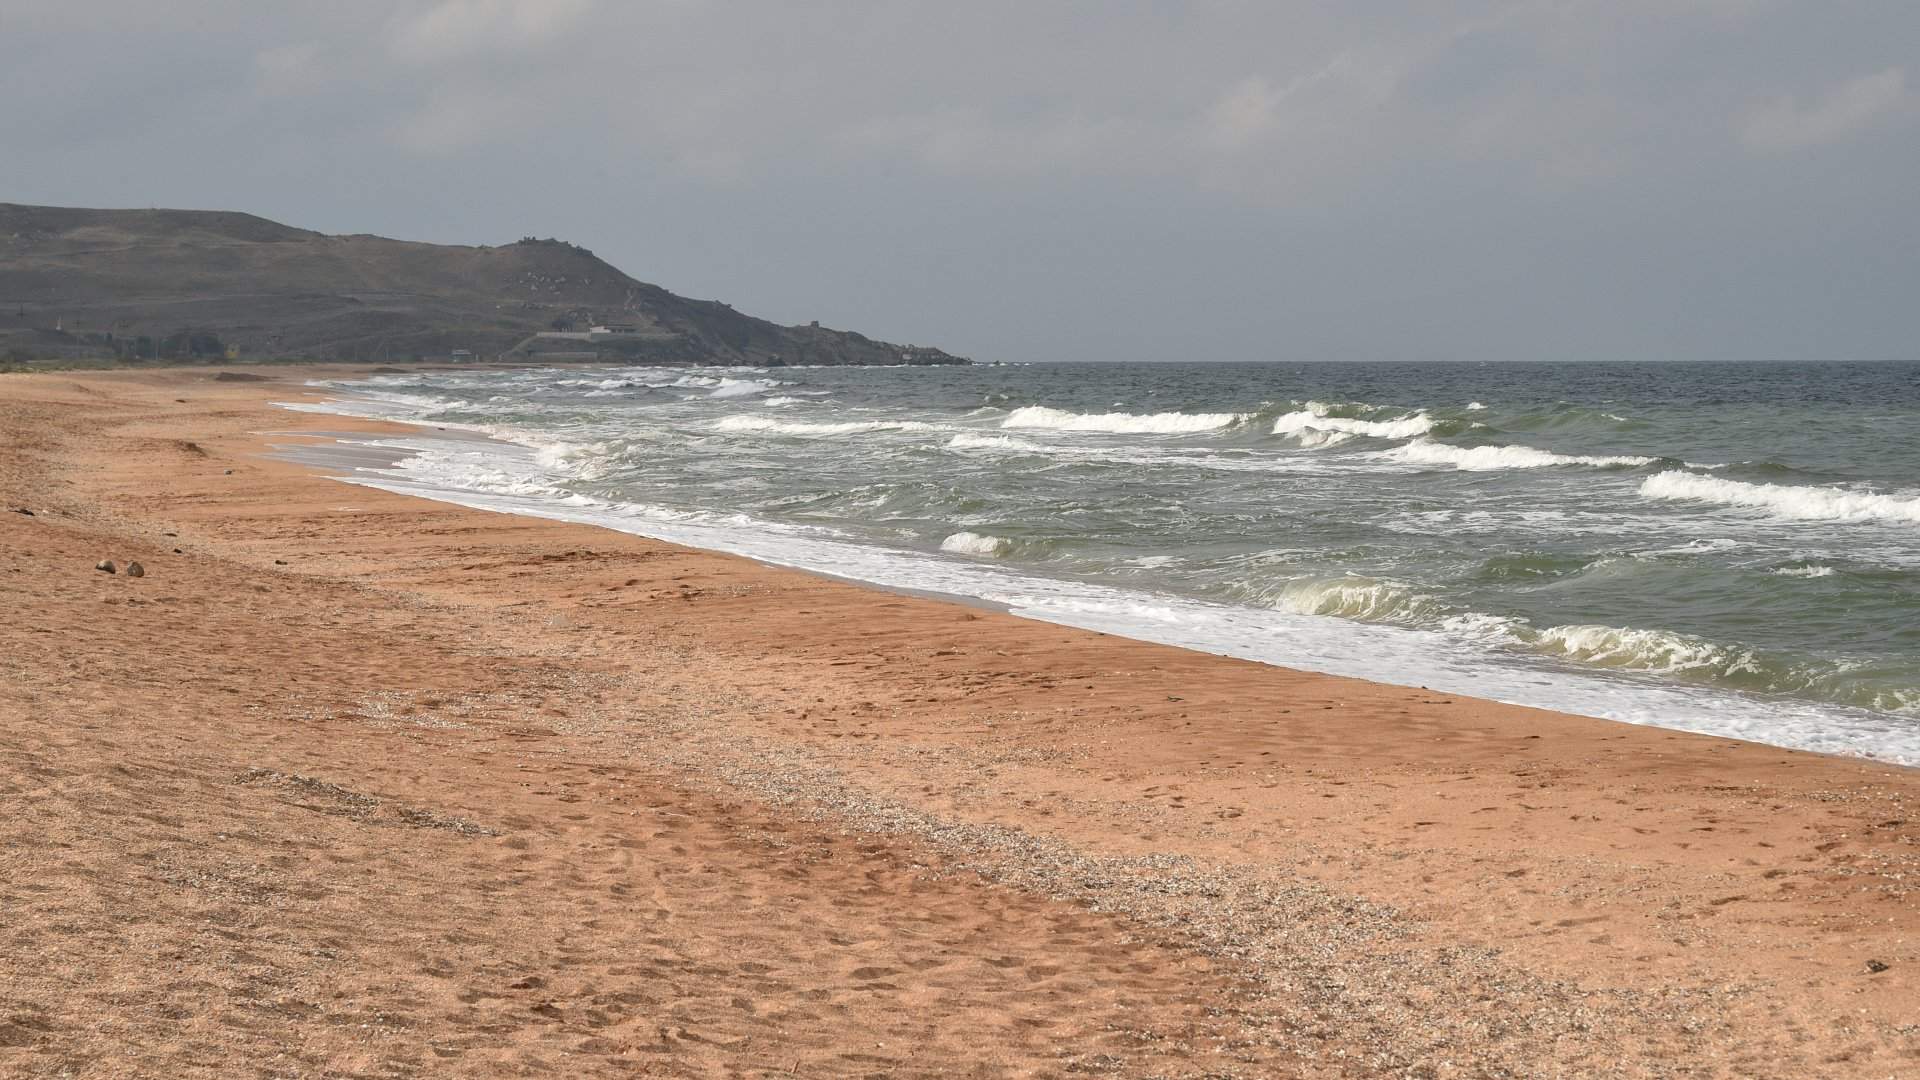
[1,367,1915,1077]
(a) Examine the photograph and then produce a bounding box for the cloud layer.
[3,2,1917,363]
[1741,68,1910,152]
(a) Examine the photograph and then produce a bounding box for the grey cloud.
[3,1,1917,363]
[1740,68,1910,152]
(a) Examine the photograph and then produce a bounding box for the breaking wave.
[707,378,781,399]
[1772,564,1837,578]
[713,415,947,437]
[946,432,1045,452]
[1001,406,1247,434]
[1383,439,1658,472]
[1532,623,1752,676]
[1271,407,1437,444]
[1253,576,1451,626]
[940,531,1012,556]
[1640,472,1920,524]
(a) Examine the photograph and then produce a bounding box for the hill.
[0,203,967,366]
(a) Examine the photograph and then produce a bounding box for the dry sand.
[1,365,1915,1078]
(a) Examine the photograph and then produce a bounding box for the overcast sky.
[4,1,1916,363]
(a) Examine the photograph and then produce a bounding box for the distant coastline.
[0,202,970,369]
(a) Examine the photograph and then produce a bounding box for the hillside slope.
[0,203,966,366]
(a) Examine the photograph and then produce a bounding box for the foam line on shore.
[275,399,1920,765]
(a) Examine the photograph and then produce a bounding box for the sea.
[279,360,1920,765]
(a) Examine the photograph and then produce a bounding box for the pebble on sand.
[126,562,145,578]
[95,560,117,574]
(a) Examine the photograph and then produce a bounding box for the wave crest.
[1383,439,1656,472]
[947,432,1043,452]
[1771,564,1837,578]
[713,415,945,437]
[1001,406,1247,434]
[1533,623,1754,677]
[940,531,1011,556]
[1262,576,1449,625]
[1272,407,1436,443]
[1640,472,1920,524]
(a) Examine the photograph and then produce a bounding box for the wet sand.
[1,365,1915,1078]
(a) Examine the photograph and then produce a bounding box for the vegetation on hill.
[0,203,967,366]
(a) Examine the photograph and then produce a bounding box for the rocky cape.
[0,203,967,367]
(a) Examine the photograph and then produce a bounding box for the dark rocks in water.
[125,562,145,578]
[95,559,116,574]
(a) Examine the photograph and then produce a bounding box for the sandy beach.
[2,365,1916,1078]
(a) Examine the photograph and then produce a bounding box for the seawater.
[279,361,1920,764]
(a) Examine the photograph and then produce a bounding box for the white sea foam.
[1533,624,1754,677]
[275,390,458,419]
[761,395,808,407]
[1438,611,1524,642]
[1635,537,1742,557]
[1466,401,1488,411]
[1383,439,1656,472]
[709,378,780,399]
[1266,576,1445,624]
[1640,472,1920,524]
[1002,405,1247,434]
[713,415,946,437]
[1289,428,1355,449]
[940,531,1011,556]
[1271,408,1436,442]
[533,439,620,483]
[1772,565,1837,578]
[946,432,1045,452]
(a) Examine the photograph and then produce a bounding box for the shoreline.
[288,378,1920,768]
[4,364,1917,1076]
[264,416,1029,620]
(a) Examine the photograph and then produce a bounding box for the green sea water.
[292,360,1920,762]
